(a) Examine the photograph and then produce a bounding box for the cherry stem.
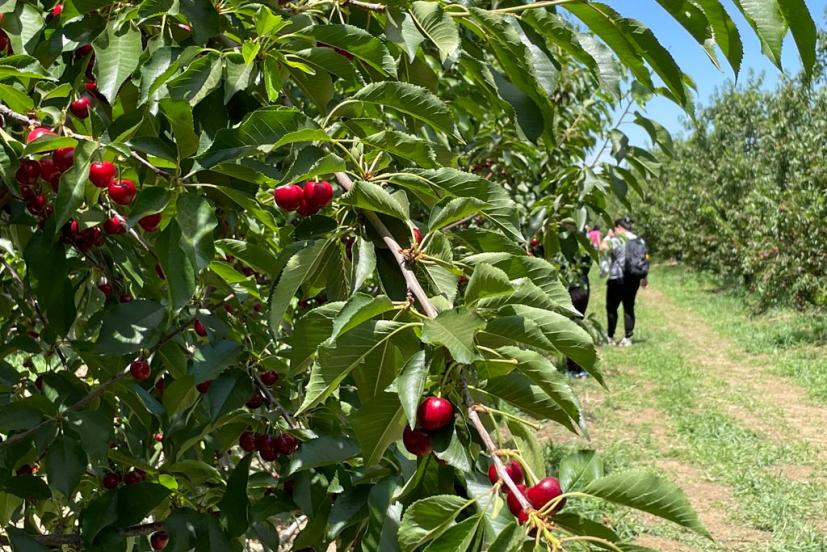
[343,0,386,11]
[252,371,297,429]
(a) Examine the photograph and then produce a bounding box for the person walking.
[600,217,649,346]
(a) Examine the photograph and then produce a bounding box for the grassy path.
[543,265,827,551]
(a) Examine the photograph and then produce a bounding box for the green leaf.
[207,370,254,422]
[386,11,426,62]
[559,450,604,492]
[731,0,786,69]
[21,135,77,156]
[654,0,718,68]
[330,294,395,340]
[286,436,359,474]
[287,302,342,368]
[363,130,438,168]
[4,475,52,501]
[421,309,484,364]
[199,107,330,168]
[339,180,408,220]
[127,187,171,224]
[464,263,513,305]
[351,237,376,294]
[23,233,74,340]
[396,350,427,429]
[52,141,95,235]
[410,1,460,62]
[299,321,415,413]
[351,392,405,465]
[350,82,456,137]
[156,222,197,311]
[115,483,171,528]
[280,146,346,186]
[176,193,218,272]
[92,23,142,104]
[0,83,33,113]
[5,528,49,552]
[66,410,113,464]
[180,0,220,45]
[423,514,481,552]
[693,0,743,74]
[492,256,579,316]
[168,53,224,106]
[216,239,279,277]
[398,495,468,552]
[428,197,488,232]
[159,98,199,159]
[45,435,87,497]
[481,372,579,432]
[777,0,816,78]
[93,300,166,355]
[191,340,242,383]
[268,240,326,336]
[219,454,251,537]
[488,522,522,552]
[583,471,709,537]
[310,24,396,76]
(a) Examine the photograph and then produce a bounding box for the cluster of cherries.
[402,396,454,457]
[490,462,566,526]
[101,467,169,549]
[15,129,78,219]
[273,180,334,216]
[238,429,300,461]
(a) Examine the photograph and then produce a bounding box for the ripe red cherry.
[84,81,98,93]
[108,179,137,205]
[0,31,8,53]
[305,180,333,209]
[90,161,116,188]
[75,44,93,58]
[27,194,47,214]
[239,431,257,452]
[138,213,161,232]
[119,293,132,303]
[257,434,278,461]
[50,4,64,17]
[15,160,40,185]
[517,509,529,525]
[69,97,91,118]
[26,127,55,143]
[530,238,539,247]
[153,432,164,443]
[39,157,61,188]
[274,433,299,455]
[416,396,453,432]
[150,531,168,551]
[16,464,34,476]
[260,371,278,386]
[488,460,525,485]
[97,283,113,296]
[402,426,432,457]
[505,483,527,515]
[526,476,565,513]
[130,358,151,381]
[413,227,423,244]
[246,391,264,409]
[103,214,127,234]
[273,184,304,211]
[193,320,207,337]
[195,380,211,393]
[52,148,75,172]
[102,471,120,489]
[296,199,316,217]
[154,379,165,394]
[124,468,146,485]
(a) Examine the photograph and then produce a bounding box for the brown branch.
[253,372,297,430]
[0,521,165,547]
[334,172,439,319]
[0,103,37,126]
[343,0,386,11]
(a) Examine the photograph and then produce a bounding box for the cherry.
[334,47,354,60]
[39,158,61,188]
[402,426,432,457]
[526,476,565,513]
[505,483,527,515]
[416,396,453,432]
[34,375,44,390]
[193,319,207,337]
[20,184,36,201]
[103,214,127,234]
[69,97,91,118]
[296,199,315,217]
[195,380,211,393]
[74,44,93,58]
[153,432,164,443]
[530,238,539,247]
[15,160,40,186]
[119,293,133,303]
[98,283,113,296]
[130,358,151,381]
[239,431,257,452]
[26,127,55,143]
[108,179,137,205]
[124,468,146,485]
[27,194,47,214]
[257,434,278,461]
[150,531,168,551]
[488,460,525,485]
[517,509,529,525]
[273,184,304,211]
[246,390,264,409]
[0,30,8,53]
[153,263,164,279]
[274,433,299,455]
[102,471,121,489]
[84,81,98,93]
[90,162,116,188]
[260,371,278,386]
[305,180,333,209]
[154,379,165,394]
[51,4,64,17]
[413,227,423,244]
[138,213,161,232]
[15,464,34,476]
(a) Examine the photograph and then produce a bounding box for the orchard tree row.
[0,0,816,551]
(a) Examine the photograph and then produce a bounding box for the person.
[587,225,602,248]
[566,250,592,378]
[599,217,649,346]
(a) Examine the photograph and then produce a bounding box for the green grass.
[544,265,827,551]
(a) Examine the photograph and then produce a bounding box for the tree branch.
[343,0,386,11]
[0,103,37,126]
[0,521,165,547]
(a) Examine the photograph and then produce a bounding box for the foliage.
[0,0,815,550]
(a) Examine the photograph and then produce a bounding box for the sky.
[598,0,827,147]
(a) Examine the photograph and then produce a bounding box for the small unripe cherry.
[50,4,64,17]
[89,161,116,188]
[260,371,278,386]
[416,396,453,432]
[138,213,161,232]
[413,227,423,244]
[26,127,54,143]
[16,464,34,476]
[402,426,432,457]
[193,319,207,337]
[153,432,164,443]
[130,358,151,381]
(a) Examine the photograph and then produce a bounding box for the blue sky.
[599,0,827,146]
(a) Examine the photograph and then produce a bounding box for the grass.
[543,265,827,551]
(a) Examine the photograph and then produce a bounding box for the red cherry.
[413,227,423,244]
[193,320,207,337]
[108,179,137,205]
[119,293,132,303]
[260,371,278,386]
[246,390,264,409]
[27,194,47,214]
[103,214,127,234]
[530,238,539,247]
[102,471,120,489]
[153,432,164,443]
[154,263,165,279]
[526,476,565,513]
[195,380,211,393]
[334,47,354,60]
[124,468,146,485]
[416,396,453,432]
[74,44,93,58]
[274,433,299,455]
[253,302,262,313]
[15,160,40,186]
[39,158,61,187]
[20,184,36,201]
[138,213,161,232]
[89,161,116,188]
[50,3,63,16]
[239,431,257,452]
[150,531,168,551]
[296,199,316,217]
[0,31,8,53]
[305,180,333,208]
[517,510,529,525]
[506,483,527,516]
[488,461,525,485]
[69,97,91,118]
[84,81,97,92]
[34,375,43,390]
[154,379,165,394]
[402,426,432,457]
[273,184,304,211]
[97,283,113,296]
[16,464,34,476]
[257,434,278,461]
[26,127,55,143]
[130,358,151,381]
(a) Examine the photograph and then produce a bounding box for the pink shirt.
[588,229,602,248]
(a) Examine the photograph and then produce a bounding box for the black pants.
[566,286,590,372]
[606,277,641,339]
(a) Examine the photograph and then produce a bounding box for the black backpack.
[624,237,649,278]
